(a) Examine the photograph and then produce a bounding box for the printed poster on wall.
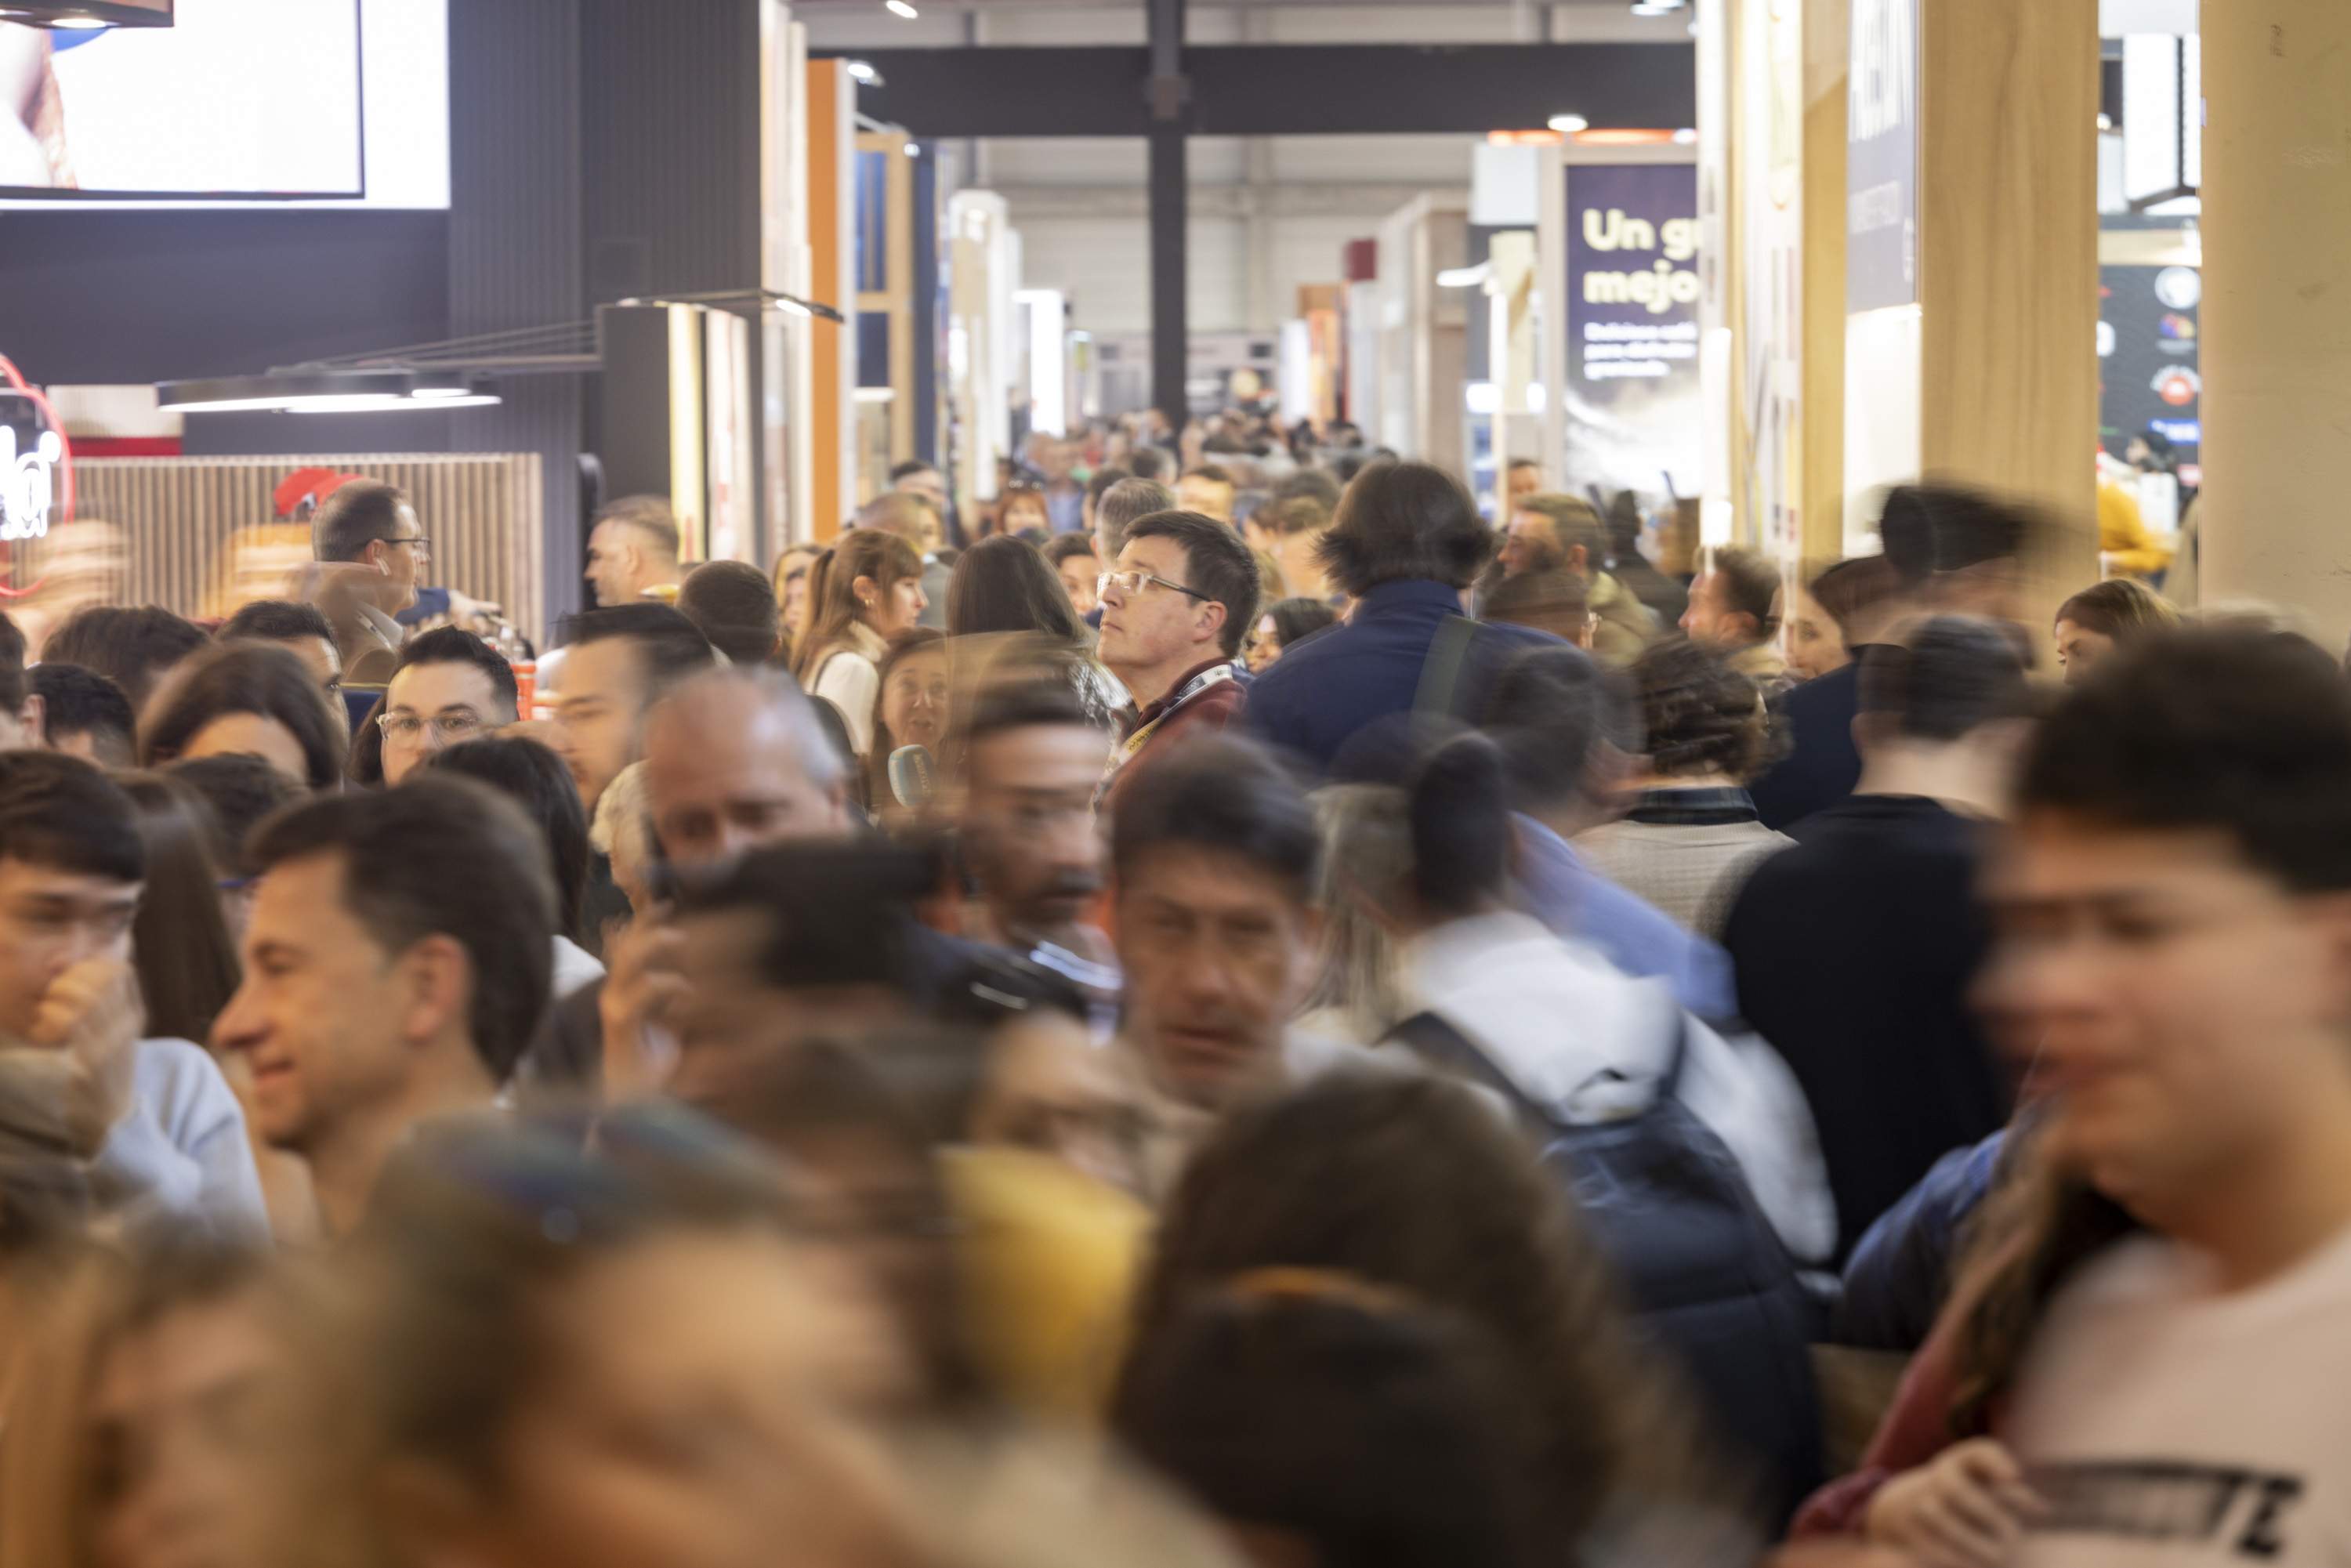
[1562,162,1702,501]
[1848,0,1919,313]
[2098,263,2201,469]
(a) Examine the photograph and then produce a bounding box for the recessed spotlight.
[884,0,918,18]
[2097,111,2114,131]
[904,142,920,157]
[845,59,878,83]
[1548,113,1589,134]
[50,14,110,29]
[1672,128,1698,145]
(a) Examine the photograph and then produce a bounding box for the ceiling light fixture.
[1548,113,1589,134]
[156,370,503,416]
[845,59,880,85]
[884,0,918,18]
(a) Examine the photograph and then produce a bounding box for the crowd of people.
[0,417,2335,1568]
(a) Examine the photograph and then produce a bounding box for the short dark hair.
[1265,497,1332,538]
[389,626,522,719]
[251,777,556,1081]
[946,534,1084,643]
[422,736,589,943]
[593,494,683,562]
[676,559,781,668]
[561,603,715,701]
[1183,464,1237,490]
[1480,569,1588,640]
[1506,457,1540,473]
[1041,533,1099,571]
[1317,461,1489,595]
[1273,469,1343,511]
[1483,643,1627,809]
[1806,556,1903,636]
[138,642,350,791]
[163,753,302,878]
[31,664,135,767]
[1085,466,1132,507]
[1628,638,1771,780]
[0,610,23,716]
[0,750,143,883]
[1264,596,1338,652]
[672,840,940,993]
[1516,494,1607,569]
[1123,511,1261,658]
[311,480,411,564]
[219,599,335,649]
[1857,615,2033,744]
[1705,546,1780,631]
[2018,626,2351,893]
[1097,478,1178,558]
[889,458,940,485]
[1877,483,2030,582]
[1409,732,1513,918]
[42,606,210,715]
[961,674,1099,766]
[1127,447,1170,482]
[1110,734,1317,904]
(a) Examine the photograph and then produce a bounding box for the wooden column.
[1799,0,1849,567]
[2198,0,2351,645]
[1918,0,2100,635]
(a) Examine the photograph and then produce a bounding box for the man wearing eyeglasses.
[1094,510,1260,808]
[309,480,433,686]
[376,628,520,787]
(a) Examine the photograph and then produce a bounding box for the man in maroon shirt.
[1096,510,1260,809]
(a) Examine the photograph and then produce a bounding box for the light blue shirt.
[93,1040,271,1247]
[1512,813,1738,1023]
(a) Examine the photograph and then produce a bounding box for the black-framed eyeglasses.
[373,534,432,553]
[1098,568,1209,603]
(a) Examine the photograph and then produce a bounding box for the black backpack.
[1383,1009,1824,1525]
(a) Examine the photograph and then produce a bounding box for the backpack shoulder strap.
[1382,1012,1556,1130]
[1412,613,1483,721]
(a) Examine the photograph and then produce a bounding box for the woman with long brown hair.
[790,531,929,761]
[112,773,241,1050]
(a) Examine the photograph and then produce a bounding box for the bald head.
[643,668,853,869]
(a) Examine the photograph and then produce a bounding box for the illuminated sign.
[0,385,67,543]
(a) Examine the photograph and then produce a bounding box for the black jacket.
[1748,655,1875,831]
[1720,795,2013,1263]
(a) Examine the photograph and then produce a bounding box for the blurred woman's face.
[1003,497,1049,534]
[2055,618,2115,686]
[451,1230,917,1568]
[89,1290,277,1568]
[778,549,821,638]
[878,646,949,754]
[1781,587,1851,682]
[1246,614,1283,674]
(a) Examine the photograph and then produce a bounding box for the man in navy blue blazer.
[1244,461,1558,775]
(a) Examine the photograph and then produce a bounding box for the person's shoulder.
[130,1039,241,1125]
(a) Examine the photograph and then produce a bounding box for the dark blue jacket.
[1242,579,1557,775]
[1748,656,1869,831]
[1834,1129,2009,1352]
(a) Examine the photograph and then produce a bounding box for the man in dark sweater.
[1722,618,2034,1262]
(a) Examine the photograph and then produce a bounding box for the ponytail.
[1407,732,1511,920]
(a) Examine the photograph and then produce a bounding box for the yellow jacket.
[2099,480,2174,578]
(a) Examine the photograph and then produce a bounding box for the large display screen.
[0,0,447,207]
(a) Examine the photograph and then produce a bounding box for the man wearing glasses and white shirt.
[375,628,519,787]
[1093,509,1260,809]
[309,480,435,686]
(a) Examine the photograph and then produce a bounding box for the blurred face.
[585,520,643,608]
[962,723,1110,945]
[180,715,309,789]
[0,857,139,1038]
[644,691,851,871]
[88,1291,276,1568]
[1500,511,1565,577]
[1115,847,1320,1110]
[382,659,509,786]
[1247,613,1283,674]
[899,500,944,559]
[775,549,822,639]
[1056,549,1100,617]
[553,638,650,813]
[877,646,947,755]
[2055,618,2117,686]
[443,1229,918,1568]
[1001,494,1049,535]
[971,1012,1147,1196]
[1782,586,1850,681]
[895,467,947,514]
[1505,464,1541,505]
[856,571,927,641]
[1679,570,1751,649]
[365,502,429,614]
[1980,816,2351,1219]
[1177,475,1234,523]
[265,636,342,697]
[1097,536,1217,683]
[211,852,412,1156]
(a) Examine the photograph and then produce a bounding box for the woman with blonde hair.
[791,530,929,759]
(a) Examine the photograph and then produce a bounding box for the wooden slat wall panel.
[22,456,545,642]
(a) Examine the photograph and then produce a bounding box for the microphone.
[888,744,936,810]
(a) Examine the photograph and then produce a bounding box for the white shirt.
[2011,1225,2351,1568]
[552,934,606,1001]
